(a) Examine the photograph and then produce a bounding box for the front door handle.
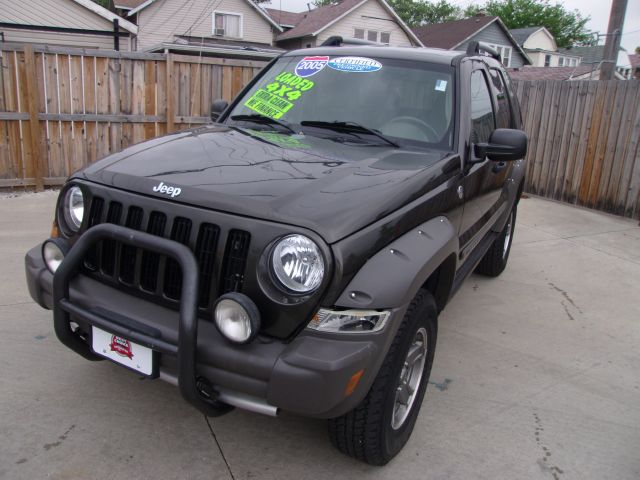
[492,161,508,174]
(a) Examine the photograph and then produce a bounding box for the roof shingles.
[274,0,364,41]
[264,8,305,27]
[509,26,542,46]
[411,15,496,49]
[557,45,605,64]
[508,65,597,81]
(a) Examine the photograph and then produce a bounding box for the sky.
[263,0,640,54]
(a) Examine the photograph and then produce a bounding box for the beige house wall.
[0,0,114,29]
[528,51,582,67]
[0,0,131,50]
[276,37,314,50]
[135,0,276,50]
[316,0,415,47]
[523,29,555,51]
[0,27,129,50]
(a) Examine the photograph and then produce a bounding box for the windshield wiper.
[300,120,399,148]
[230,114,296,134]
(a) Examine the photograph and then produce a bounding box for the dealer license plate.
[92,326,154,376]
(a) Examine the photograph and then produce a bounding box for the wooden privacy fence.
[513,79,640,220]
[0,43,267,189]
[1,44,640,220]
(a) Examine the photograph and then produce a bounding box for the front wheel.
[475,204,517,277]
[328,289,438,465]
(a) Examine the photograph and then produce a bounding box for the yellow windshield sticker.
[244,71,316,119]
[248,130,310,149]
[245,89,293,119]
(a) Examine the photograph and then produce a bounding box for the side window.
[500,70,522,127]
[470,70,495,145]
[489,68,512,128]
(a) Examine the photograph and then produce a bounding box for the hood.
[78,125,456,243]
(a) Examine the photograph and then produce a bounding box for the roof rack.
[466,41,501,61]
[320,36,379,47]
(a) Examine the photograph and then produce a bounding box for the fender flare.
[335,216,458,309]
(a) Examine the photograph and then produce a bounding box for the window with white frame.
[487,44,512,67]
[558,56,579,67]
[353,28,391,45]
[213,12,242,38]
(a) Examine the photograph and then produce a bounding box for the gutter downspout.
[113,19,120,51]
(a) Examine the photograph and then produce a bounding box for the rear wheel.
[475,205,517,277]
[328,289,438,465]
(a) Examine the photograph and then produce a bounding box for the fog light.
[42,238,69,274]
[213,293,260,344]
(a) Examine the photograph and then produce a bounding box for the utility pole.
[600,0,628,80]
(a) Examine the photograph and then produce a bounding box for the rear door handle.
[492,161,508,174]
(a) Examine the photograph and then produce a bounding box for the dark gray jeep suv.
[25,40,526,465]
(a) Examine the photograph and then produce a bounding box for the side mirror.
[474,128,528,162]
[211,99,229,122]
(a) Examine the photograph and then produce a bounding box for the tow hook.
[196,377,218,400]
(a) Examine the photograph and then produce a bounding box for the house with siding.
[630,53,640,79]
[411,15,530,68]
[0,0,137,51]
[119,0,285,59]
[557,45,633,80]
[265,0,423,50]
[510,26,581,68]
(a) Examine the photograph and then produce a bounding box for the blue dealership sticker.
[294,56,329,77]
[327,56,382,73]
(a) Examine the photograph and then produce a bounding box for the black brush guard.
[53,223,231,417]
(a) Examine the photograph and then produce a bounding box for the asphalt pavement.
[1,191,638,480]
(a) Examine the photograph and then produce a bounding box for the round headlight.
[42,238,69,274]
[62,186,84,232]
[271,234,324,293]
[214,293,260,344]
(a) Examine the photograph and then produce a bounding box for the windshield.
[225,54,455,150]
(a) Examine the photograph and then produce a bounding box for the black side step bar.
[450,229,499,297]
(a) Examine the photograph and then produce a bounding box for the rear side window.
[489,68,512,128]
[470,70,495,144]
[500,70,522,127]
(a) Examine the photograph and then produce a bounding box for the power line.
[136,0,192,36]
[179,0,223,38]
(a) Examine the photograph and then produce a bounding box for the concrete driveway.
[1,192,638,480]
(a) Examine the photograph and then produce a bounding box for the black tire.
[475,204,517,277]
[328,289,438,465]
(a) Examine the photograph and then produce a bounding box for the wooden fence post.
[23,44,44,191]
[166,53,174,133]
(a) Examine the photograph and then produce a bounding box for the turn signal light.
[50,221,60,238]
[345,369,364,397]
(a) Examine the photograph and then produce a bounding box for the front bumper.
[25,226,406,419]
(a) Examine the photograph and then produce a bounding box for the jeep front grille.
[194,223,221,307]
[221,230,251,294]
[83,197,250,312]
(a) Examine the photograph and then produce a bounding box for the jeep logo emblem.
[152,181,181,198]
